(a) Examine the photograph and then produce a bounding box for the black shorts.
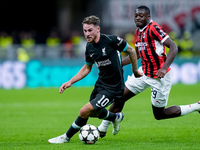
[89,87,115,111]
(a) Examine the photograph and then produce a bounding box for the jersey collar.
[139,20,153,32]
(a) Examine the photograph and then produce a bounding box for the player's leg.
[179,101,200,115]
[48,99,117,144]
[109,87,136,113]
[48,116,88,144]
[97,86,135,137]
[153,102,200,120]
[111,87,136,135]
[111,74,149,135]
[62,99,122,142]
[152,105,181,120]
[90,92,124,137]
[151,71,200,119]
[48,91,120,144]
[64,103,94,140]
[48,103,92,144]
[150,70,178,119]
[98,73,148,137]
[48,89,97,143]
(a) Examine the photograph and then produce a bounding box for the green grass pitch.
[0,83,200,150]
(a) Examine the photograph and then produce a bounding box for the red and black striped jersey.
[135,20,170,78]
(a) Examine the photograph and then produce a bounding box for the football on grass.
[79,124,100,144]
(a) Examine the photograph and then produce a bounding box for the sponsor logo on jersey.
[95,59,111,67]
[136,42,148,51]
[136,42,148,47]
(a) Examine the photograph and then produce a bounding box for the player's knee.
[152,106,165,120]
[112,99,125,109]
[116,100,125,107]
[79,107,87,117]
[154,105,182,120]
[79,106,95,118]
[153,114,164,120]
[153,110,165,120]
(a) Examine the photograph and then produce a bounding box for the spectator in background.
[125,33,136,48]
[46,30,61,48]
[165,31,180,54]
[46,29,61,59]
[20,31,36,49]
[71,30,86,57]
[0,31,14,60]
[17,47,30,62]
[0,31,13,49]
[179,31,194,59]
[122,32,136,58]
[63,39,74,58]
[19,31,36,60]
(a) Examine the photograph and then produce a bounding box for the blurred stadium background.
[0,0,200,89]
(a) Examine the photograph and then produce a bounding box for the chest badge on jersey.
[102,47,107,56]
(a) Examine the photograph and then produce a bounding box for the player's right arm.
[122,46,140,66]
[124,45,143,77]
[59,64,92,93]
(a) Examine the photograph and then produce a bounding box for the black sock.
[66,116,88,138]
[98,109,116,121]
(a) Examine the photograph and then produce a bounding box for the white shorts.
[125,67,172,107]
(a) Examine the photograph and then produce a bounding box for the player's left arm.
[157,37,178,78]
[59,64,92,93]
[125,44,143,77]
[122,46,140,66]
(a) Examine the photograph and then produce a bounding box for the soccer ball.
[79,124,100,144]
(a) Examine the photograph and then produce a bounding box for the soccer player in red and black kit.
[98,5,200,137]
[48,15,142,143]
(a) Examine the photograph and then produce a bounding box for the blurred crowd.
[165,31,195,59]
[0,29,198,62]
[0,29,87,62]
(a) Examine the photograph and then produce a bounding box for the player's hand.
[133,70,143,78]
[59,81,72,93]
[156,68,167,78]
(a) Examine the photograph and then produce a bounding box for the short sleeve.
[85,44,94,65]
[108,35,128,52]
[151,23,169,43]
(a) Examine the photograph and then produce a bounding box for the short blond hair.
[82,15,100,26]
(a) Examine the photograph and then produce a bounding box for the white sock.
[98,120,111,132]
[114,113,119,122]
[180,102,200,116]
